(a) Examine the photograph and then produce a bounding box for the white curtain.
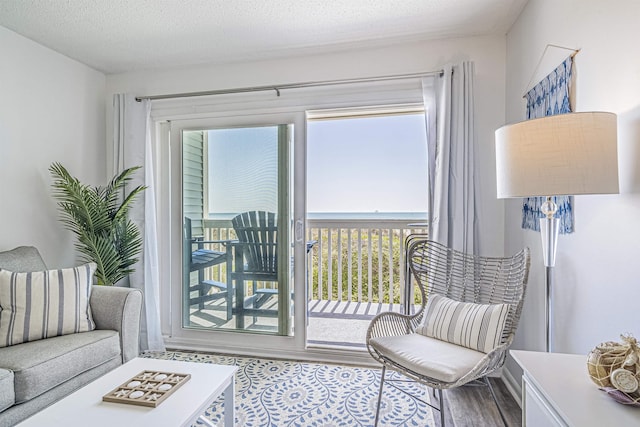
[422,62,479,255]
[113,93,165,352]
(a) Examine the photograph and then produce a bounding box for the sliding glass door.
[155,78,427,360]
[179,123,292,335]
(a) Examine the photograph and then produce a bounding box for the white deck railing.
[199,217,427,305]
[307,218,427,305]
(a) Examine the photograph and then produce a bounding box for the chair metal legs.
[374,372,509,427]
[483,376,509,427]
[375,370,512,427]
[374,366,386,427]
[375,367,448,427]
[437,388,445,426]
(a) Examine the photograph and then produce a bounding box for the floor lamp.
[495,112,619,352]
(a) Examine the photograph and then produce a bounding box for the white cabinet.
[522,375,567,426]
[511,350,640,427]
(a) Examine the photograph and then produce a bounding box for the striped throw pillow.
[0,263,96,348]
[416,294,510,353]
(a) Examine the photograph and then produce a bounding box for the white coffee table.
[17,358,237,427]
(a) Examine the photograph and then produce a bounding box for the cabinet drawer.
[523,376,567,427]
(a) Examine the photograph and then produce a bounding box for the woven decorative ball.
[587,341,630,387]
[587,334,640,407]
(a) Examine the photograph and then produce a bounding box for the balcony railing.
[198,216,428,306]
[307,218,427,306]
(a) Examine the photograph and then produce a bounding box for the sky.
[208,127,278,214]
[205,113,428,216]
[306,113,428,214]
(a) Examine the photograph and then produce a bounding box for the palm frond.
[113,185,146,222]
[115,220,143,271]
[50,162,146,286]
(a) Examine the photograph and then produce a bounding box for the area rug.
[142,350,433,427]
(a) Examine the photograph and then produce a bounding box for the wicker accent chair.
[366,238,530,426]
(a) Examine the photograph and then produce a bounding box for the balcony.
[187,215,427,348]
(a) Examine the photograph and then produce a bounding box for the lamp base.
[540,197,559,352]
[540,200,560,267]
[540,216,559,267]
[545,265,553,352]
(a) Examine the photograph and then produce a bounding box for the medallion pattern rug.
[143,351,433,427]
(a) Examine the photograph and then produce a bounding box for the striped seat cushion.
[416,294,510,353]
[0,263,96,348]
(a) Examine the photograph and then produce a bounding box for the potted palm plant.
[49,162,146,286]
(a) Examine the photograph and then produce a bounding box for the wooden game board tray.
[102,370,191,408]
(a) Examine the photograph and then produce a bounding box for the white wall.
[0,26,106,268]
[107,34,507,257]
[504,0,640,382]
[107,35,509,358]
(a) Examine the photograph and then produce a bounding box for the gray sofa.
[0,246,143,427]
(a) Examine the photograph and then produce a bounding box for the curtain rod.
[135,69,444,102]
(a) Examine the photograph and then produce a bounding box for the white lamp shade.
[495,112,619,198]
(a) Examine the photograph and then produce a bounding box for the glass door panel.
[305,108,428,348]
[182,124,291,335]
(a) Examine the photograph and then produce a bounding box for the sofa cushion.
[0,246,47,272]
[0,263,96,348]
[0,330,120,403]
[0,369,14,412]
[416,294,510,353]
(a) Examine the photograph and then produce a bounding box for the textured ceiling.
[0,0,528,74]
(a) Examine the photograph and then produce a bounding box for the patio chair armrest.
[454,339,514,386]
[192,239,237,245]
[366,311,422,342]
